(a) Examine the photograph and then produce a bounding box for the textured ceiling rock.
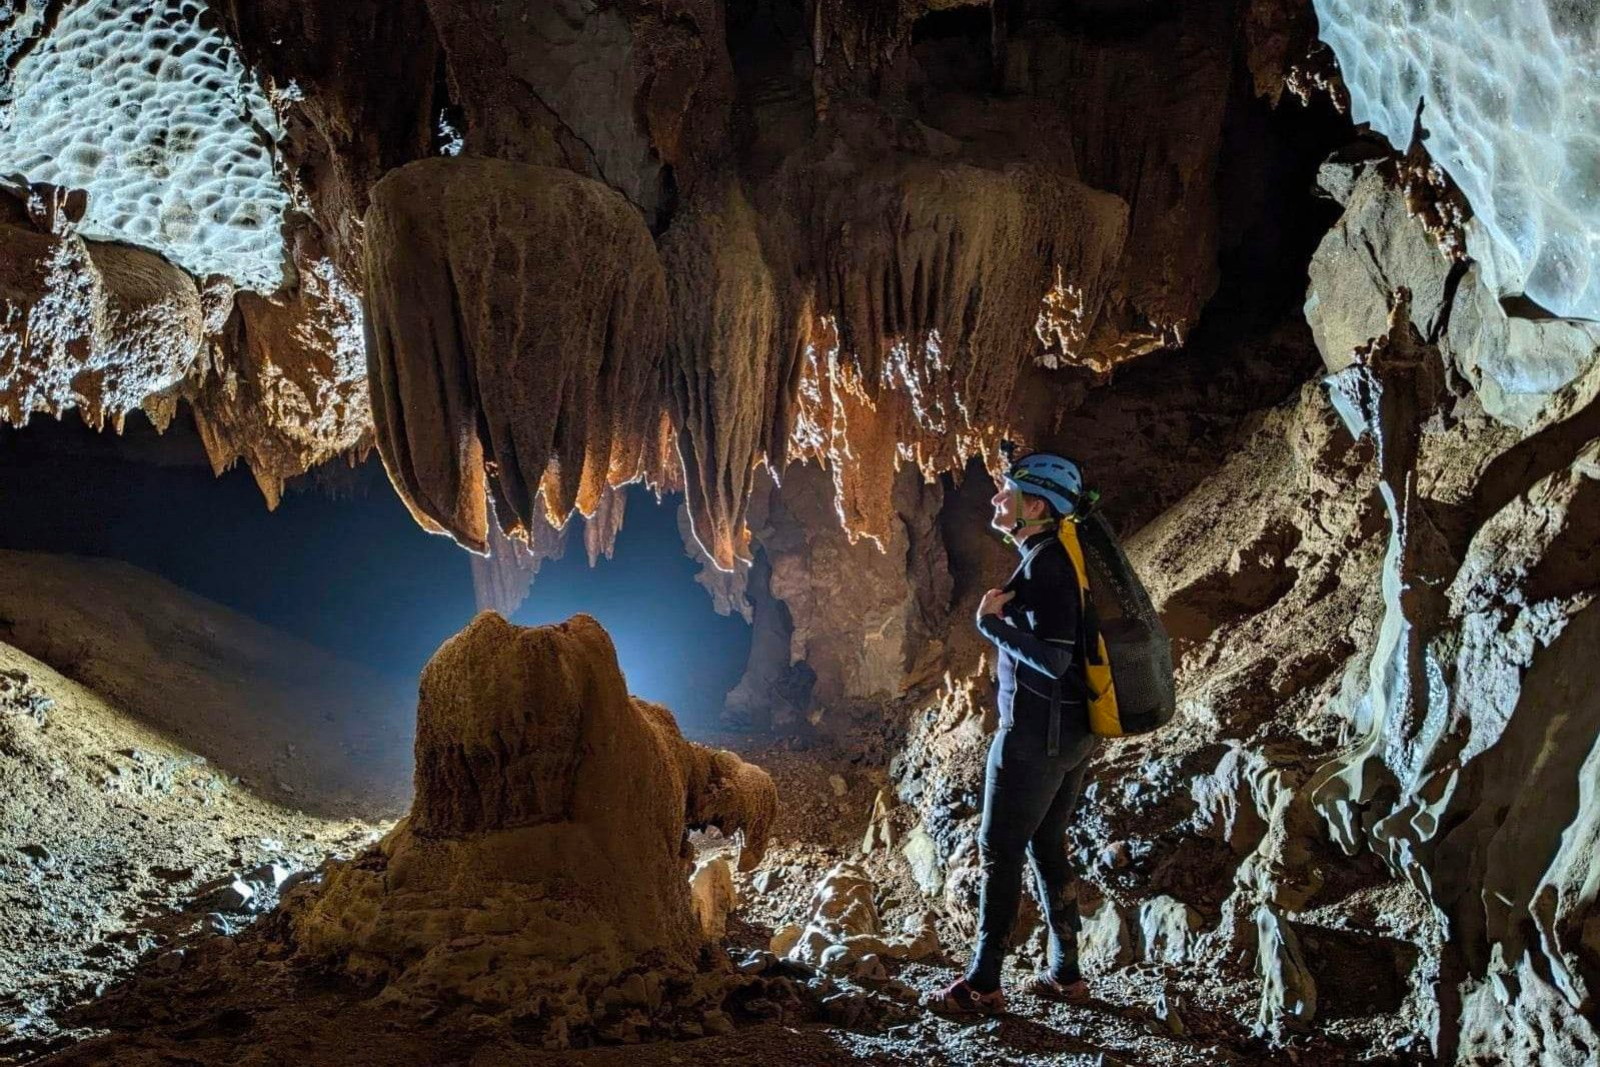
[1314,0,1600,320]
[0,0,1257,568]
[425,0,666,220]
[775,158,1128,545]
[0,0,1266,569]
[0,178,375,496]
[364,157,669,554]
[208,0,441,278]
[981,0,1234,358]
[0,183,202,432]
[0,0,292,290]
[292,613,776,1033]
[188,254,371,509]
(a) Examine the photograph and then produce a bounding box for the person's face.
[990,484,1046,533]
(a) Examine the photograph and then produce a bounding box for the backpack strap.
[1049,522,1105,751]
[1020,534,1087,756]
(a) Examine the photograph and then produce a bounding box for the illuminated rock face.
[0,182,202,431]
[0,0,290,291]
[774,160,1128,548]
[188,255,372,509]
[1314,0,1600,318]
[363,157,671,556]
[1272,161,1599,1059]
[0,178,370,500]
[1,0,1245,575]
[293,613,776,1031]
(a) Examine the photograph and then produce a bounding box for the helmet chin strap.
[1004,489,1058,546]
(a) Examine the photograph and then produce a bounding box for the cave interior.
[1,0,1598,1065]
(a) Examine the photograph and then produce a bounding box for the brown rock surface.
[208,0,441,277]
[293,613,776,1030]
[0,184,203,432]
[363,158,670,554]
[189,255,372,509]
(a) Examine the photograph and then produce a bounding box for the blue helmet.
[1004,451,1086,517]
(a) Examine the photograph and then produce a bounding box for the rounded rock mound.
[291,611,777,1039]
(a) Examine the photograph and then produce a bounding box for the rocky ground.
[0,636,389,1061]
[0,539,1431,1066]
[4,702,1406,1067]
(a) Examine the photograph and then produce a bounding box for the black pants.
[965,724,1097,993]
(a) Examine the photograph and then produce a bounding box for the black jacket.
[977,529,1086,735]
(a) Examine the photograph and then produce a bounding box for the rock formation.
[4,0,1600,1062]
[1298,155,1600,1063]
[363,158,671,555]
[292,613,776,1039]
[1314,0,1600,320]
[0,180,202,432]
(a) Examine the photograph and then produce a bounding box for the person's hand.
[977,588,1014,621]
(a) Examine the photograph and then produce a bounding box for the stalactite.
[188,253,372,510]
[582,483,629,568]
[468,500,566,618]
[661,179,781,570]
[363,157,670,554]
[777,161,1128,544]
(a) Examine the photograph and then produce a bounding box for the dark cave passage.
[0,411,751,730]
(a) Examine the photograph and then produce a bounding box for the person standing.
[931,451,1098,1015]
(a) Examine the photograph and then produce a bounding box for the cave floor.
[1,707,1384,1066]
[0,553,1398,1066]
[2,743,1270,1067]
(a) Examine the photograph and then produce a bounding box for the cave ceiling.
[0,0,1257,572]
[0,0,1592,578]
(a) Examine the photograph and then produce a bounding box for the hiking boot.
[926,977,1007,1016]
[1025,972,1090,1004]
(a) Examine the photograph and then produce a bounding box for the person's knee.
[1026,839,1073,879]
[979,828,1028,872]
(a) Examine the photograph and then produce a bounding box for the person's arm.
[976,613,1074,679]
[975,549,1082,681]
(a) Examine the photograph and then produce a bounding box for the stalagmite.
[293,613,776,1034]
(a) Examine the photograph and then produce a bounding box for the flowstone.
[291,612,777,1039]
[1314,0,1600,318]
